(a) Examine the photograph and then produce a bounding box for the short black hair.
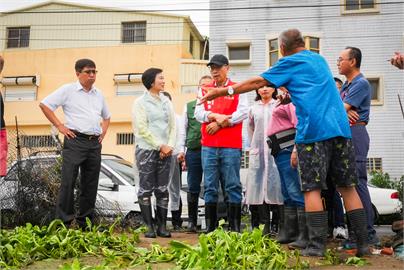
[345,46,362,68]
[75,58,96,72]
[142,68,163,90]
[161,91,172,101]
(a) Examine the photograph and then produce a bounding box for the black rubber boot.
[270,204,280,235]
[139,198,156,238]
[262,203,272,236]
[301,211,327,257]
[171,198,183,231]
[347,209,370,257]
[288,207,308,249]
[277,206,298,244]
[205,203,217,233]
[228,203,241,233]
[249,205,261,229]
[187,193,199,233]
[156,206,171,238]
[274,205,285,239]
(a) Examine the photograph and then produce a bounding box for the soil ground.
[22,231,404,270]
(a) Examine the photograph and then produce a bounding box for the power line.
[2,1,403,13]
[0,11,401,29]
[0,33,401,43]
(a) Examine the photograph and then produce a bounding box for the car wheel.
[372,204,379,225]
[122,211,144,229]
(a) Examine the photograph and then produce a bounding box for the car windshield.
[102,159,135,186]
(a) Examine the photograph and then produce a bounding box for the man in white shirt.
[39,58,111,229]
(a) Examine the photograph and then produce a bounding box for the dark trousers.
[185,149,203,195]
[351,125,375,235]
[57,136,101,226]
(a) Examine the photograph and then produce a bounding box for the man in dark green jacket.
[178,75,212,232]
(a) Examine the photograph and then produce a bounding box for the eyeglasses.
[337,58,351,64]
[81,69,98,74]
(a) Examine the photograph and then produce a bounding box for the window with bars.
[7,27,30,48]
[21,135,57,148]
[122,21,146,43]
[344,0,377,11]
[367,157,382,172]
[116,133,134,145]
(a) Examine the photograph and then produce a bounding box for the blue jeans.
[185,149,203,195]
[201,146,242,204]
[274,146,305,207]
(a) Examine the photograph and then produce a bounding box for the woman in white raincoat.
[246,86,283,235]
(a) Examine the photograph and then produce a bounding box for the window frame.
[366,75,384,106]
[121,21,147,44]
[305,36,320,54]
[341,0,380,14]
[367,157,382,172]
[6,26,30,49]
[268,38,280,67]
[266,33,322,67]
[226,40,251,65]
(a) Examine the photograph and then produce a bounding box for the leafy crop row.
[1,219,367,269]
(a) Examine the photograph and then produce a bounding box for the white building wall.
[209,0,404,178]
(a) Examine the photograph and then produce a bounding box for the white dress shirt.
[41,81,111,135]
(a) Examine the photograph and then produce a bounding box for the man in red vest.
[195,54,249,232]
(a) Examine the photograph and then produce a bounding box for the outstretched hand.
[390,52,404,70]
[198,87,225,104]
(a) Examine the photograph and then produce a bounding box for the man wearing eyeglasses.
[194,54,249,232]
[39,58,111,229]
[337,47,379,247]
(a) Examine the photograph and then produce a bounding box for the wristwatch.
[227,85,234,96]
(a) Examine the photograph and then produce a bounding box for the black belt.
[72,130,99,140]
[267,128,296,156]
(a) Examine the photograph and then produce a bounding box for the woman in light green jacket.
[132,68,176,238]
